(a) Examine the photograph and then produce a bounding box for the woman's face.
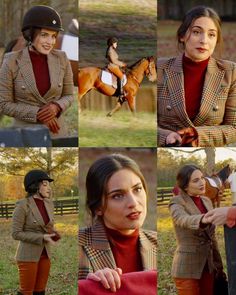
[113,42,118,49]
[38,180,51,198]
[98,168,147,235]
[181,16,218,62]
[32,28,57,55]
[185,169,206,196]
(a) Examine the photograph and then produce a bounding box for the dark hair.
[26,181,40,197]
[86,154,147,219]
[176,164,202,192]
[177,6,223,56]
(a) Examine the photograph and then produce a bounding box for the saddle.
[100,69,127,89]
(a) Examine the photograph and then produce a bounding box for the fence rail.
[0,199,79,219]
[157,188,231,206]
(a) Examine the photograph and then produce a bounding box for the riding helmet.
[24,169,53,192]
[107,37,118,46]
[22,5,63,39]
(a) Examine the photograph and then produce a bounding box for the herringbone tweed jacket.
[0,47,74,137]
[78,220,157,279]
[158,54,236,147]
[12,196,55,262]
[169,194,223,279]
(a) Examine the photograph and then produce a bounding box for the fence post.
[224,225,236,294]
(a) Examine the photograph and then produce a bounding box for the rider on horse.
[106,37,126,102]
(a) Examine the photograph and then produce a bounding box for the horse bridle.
[145,59,154,78]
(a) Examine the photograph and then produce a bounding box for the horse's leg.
[106,101,122,117]
[126,95,136,114]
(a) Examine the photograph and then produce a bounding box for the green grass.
[79,110,156,147]
[0,215,78,294]
[157,206,227,295]
[79,0,157,67]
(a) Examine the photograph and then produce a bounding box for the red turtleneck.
[183,55,209,120]
[191,196,207,214]
[105,226,143,273]
[29,49,50,97]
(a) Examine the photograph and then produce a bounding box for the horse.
[78,56,157,116]
[204,164,231,208]
[2,19,78,86]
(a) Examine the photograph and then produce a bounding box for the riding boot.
[17,292,23,295]
[33,291,45,295]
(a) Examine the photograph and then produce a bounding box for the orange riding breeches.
[107,64,124,79]
[174,271,214,295]
[17,255,51,295]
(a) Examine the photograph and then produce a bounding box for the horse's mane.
[128,58,146,70]
[217,165,230,182]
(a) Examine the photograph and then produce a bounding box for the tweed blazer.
[78,221,157,279]
[157,54,236,147]
[169,194,223,279]
[0,47,74,137]
[106,47,125,68]
[12,196,55,262]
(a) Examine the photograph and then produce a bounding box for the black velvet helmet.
[22,5,63,41]
[107,37,118,46]
[24,169,53,192]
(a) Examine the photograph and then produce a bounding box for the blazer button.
[200,241,205,245]
[213,105,219,111]
[166,105,172,111]
[21,85,26,90]
[58,83,62,87]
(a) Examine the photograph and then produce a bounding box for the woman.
[0,5,74,138]
[169,164,224,295]
[106,37,126,102]
[78,154,157,292]
[12,169,60,295]
[158,6,236,147]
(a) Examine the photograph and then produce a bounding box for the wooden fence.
[0,198,79,219]
[80,85,156,112]
[157,188,231,206]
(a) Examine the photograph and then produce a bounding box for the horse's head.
[145,56,157,82]
[217,164,232,183]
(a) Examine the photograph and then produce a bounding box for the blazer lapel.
[44,198,54,226]
[139,230,157,270]
[28,197,45,227]
[85,222,116,270]
[182,194,202,215]
[16,48,47,104]
[44,51,61,99]
[193,57,225,125]
[165,54,194,127]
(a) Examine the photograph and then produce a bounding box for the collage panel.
[0,147,78,294]
[157,147,236,295]
[0,0,78,148]
[78,148,157,294]
[157,1,236,147]
[79,0,157,147]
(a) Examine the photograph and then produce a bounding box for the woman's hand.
[37,103,61,123]
[43,233,57,245]
[87,267,122,292]
[165,132,182,146]
[46,118,60,133]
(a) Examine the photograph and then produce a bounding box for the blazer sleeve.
[12,201,44,245]
[54,51,74,112]
[158,127,173,146]
[0,54,39,122]
[169,197,204,230]
[108,48,125,67]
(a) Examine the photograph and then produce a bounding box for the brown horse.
[204,164,231,207]
[78,56,157,116]
[3,19,78,86]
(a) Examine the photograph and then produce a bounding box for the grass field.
[79,0,156,68]
[157,206,227,295]
[79,110,156,147]
[0,215,78,295]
